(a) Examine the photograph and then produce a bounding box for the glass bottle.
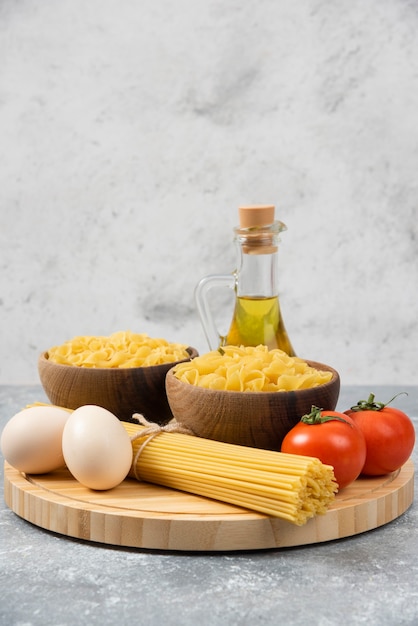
[195,205,295,355]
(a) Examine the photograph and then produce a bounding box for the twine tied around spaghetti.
[130,413,195,481]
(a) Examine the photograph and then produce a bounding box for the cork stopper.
[238,205,275,228]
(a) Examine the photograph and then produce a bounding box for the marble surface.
[0,384,417,626]
[1,1,418,386]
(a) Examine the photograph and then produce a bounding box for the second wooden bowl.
[38,347,198,424]
[165,360,340,451]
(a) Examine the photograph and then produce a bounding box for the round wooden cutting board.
[4,460,414,552]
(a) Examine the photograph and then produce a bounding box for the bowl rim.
[166,359,340,399]
[39,346,199,372]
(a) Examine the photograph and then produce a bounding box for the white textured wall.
[1,0,417,385]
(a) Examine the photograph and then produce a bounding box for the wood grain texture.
[4,460,414,552]
[165,361,340,450]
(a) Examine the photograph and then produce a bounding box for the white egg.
[62,405,133,490]
[1,405,70,474]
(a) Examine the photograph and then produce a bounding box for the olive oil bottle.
[195,205,295,356]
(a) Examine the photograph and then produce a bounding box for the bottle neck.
[233,222,284,298]
[235,247,279,298]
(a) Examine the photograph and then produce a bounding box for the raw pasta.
[124,419,337,525]
[173,345,333,392]
[47,331,189,368]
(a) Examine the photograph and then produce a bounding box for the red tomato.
[345,393,415,476]
[281,406,367,489]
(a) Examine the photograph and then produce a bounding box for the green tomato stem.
[301,405,352,426]
[349,391,408,412]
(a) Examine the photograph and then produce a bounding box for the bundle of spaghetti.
[122,421,337,526]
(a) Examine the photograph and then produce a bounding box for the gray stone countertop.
[1,385,417,626]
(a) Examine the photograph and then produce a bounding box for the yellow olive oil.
[224,296,295,355]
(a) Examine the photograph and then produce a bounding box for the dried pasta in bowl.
[47,331,190,368]
[172,345,333,392]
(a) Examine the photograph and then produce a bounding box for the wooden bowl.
[165,360,340,451]
[38,347,199,425]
